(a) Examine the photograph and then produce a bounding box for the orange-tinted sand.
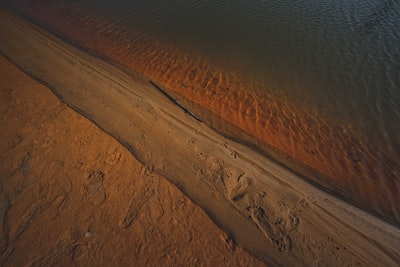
[0,55,266,266]
[6,1,399,225]
[1,8,400,266]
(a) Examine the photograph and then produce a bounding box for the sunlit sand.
[1,7,399,266]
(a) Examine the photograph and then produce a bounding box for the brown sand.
[1,8,400,266]
[5,0,399,225]
[0,55,265,266]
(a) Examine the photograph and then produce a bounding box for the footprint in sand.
[222,143,239,160]
[249,206,292,253]
[83,171,106,206]
[286,214,300,231]
[228,175,250,202]
[71,244,88,262]
[13,198,50,241]
[192,153,224,182]
[0,184,10,253]
[220,166,251,202]
[121,189,150,229]
[7,134,23,149]
[20,153,32,177]
[105,150,122,166]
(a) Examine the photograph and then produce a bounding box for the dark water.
[49,0,400,131]
[2,0,399,225]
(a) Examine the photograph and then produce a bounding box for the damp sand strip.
[1,7,399,266]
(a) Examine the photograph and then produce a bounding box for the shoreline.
[4,0,399,226]
[1,7,400,266]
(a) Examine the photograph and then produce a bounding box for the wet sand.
[1,8,400,266]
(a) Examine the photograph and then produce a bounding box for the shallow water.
[2,0,399,225]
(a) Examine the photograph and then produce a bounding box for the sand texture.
[1,8,400,266]
[5,0,399,226]
[0,55,265,266]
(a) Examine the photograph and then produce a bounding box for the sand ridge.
[1,7,400,266]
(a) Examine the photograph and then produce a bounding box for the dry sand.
[0,55,265,266]
[1,7,400,266]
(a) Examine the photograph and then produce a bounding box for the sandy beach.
[1,7,400,266]
[6,0,399,226]
[0,55,265,266]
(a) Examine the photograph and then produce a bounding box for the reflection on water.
[2,0,399,225]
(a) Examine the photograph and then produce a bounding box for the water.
[2,0,399,225]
